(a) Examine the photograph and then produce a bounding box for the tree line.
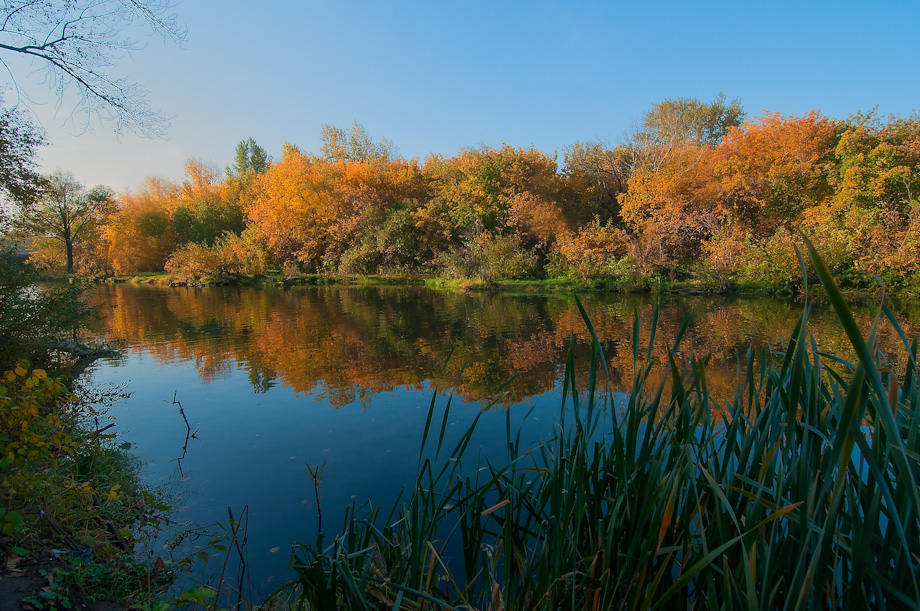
[7,95,920,292]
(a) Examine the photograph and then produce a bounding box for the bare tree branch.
[0,0,186,137]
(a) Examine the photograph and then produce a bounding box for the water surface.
[83,284,917,597]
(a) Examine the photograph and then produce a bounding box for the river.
[81,283,917,599]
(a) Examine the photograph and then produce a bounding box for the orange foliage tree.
[246,144,339,268]
[104,177,178,274]
[247,142,428,272]
[712,111,839,240]
[620,142,720,262]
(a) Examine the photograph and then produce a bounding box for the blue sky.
[14,0,920,192]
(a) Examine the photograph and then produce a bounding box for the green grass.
[278,237,920,609]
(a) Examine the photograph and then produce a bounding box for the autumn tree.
[560,141,631,224]
[550,217,632,279]
[104,177,177,273]
[320,122,399,163]
[327,157,433,271]
[425,145,563,237]
[246,143,339,267]
[619,95,745,264]
[14,171,114,271]
[0,0,185,135]
[620,142,721,262]
[711,111,839,239]
[832,111,920,211]
[817,111,920,282]
[172,158,242,245]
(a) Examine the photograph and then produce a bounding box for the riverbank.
[0,253,202,609]
[0,363,175,609]
[42,266,906,303]
[19,244,920,608]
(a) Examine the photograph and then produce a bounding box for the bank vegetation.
[10,97,920,295]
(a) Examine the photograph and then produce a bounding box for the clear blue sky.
[15,0,920,192]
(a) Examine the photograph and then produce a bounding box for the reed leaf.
[282,242,920,610]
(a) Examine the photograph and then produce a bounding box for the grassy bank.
[0,363,177,608]
[0,252,193,609]
[42,263,909,299]
[35,269,780,296]
[277,238,920,609]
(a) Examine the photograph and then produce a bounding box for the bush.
[164,230,266,285]
[0,363,144,553]
[438,230,537,287]
[0,251,90,372]
[549,218,631,279]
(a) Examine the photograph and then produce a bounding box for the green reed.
[282,237,920,610]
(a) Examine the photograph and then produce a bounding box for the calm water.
[82,283,918,598]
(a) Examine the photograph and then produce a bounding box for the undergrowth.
[0,362,179,608]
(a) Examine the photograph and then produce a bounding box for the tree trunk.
[65,235,74,272]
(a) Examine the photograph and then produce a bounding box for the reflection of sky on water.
[82,284,920,598]
[88,350,566,597]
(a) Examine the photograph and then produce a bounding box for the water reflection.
[87,284,917,407]
[82,284,919,597]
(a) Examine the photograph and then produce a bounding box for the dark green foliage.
[172,200,245,247]
[230,137,270,177]
[0,251,90,372]
[0,102,44,210]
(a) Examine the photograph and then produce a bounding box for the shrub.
[0,363,144,553]
[164,230,266,285]
[0,251,90,372]
[549,217,631,279]
[438,230,537,287]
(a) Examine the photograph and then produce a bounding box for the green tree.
[320,122,399,163]
[631,94,744,171]
[14,171,114,272]
[229,137,271,177]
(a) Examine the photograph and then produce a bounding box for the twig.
[213,505,248,611]
[164,391,199,477]
[39,510,81,553]
[306,462,325,547]
[92,494,130,551]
